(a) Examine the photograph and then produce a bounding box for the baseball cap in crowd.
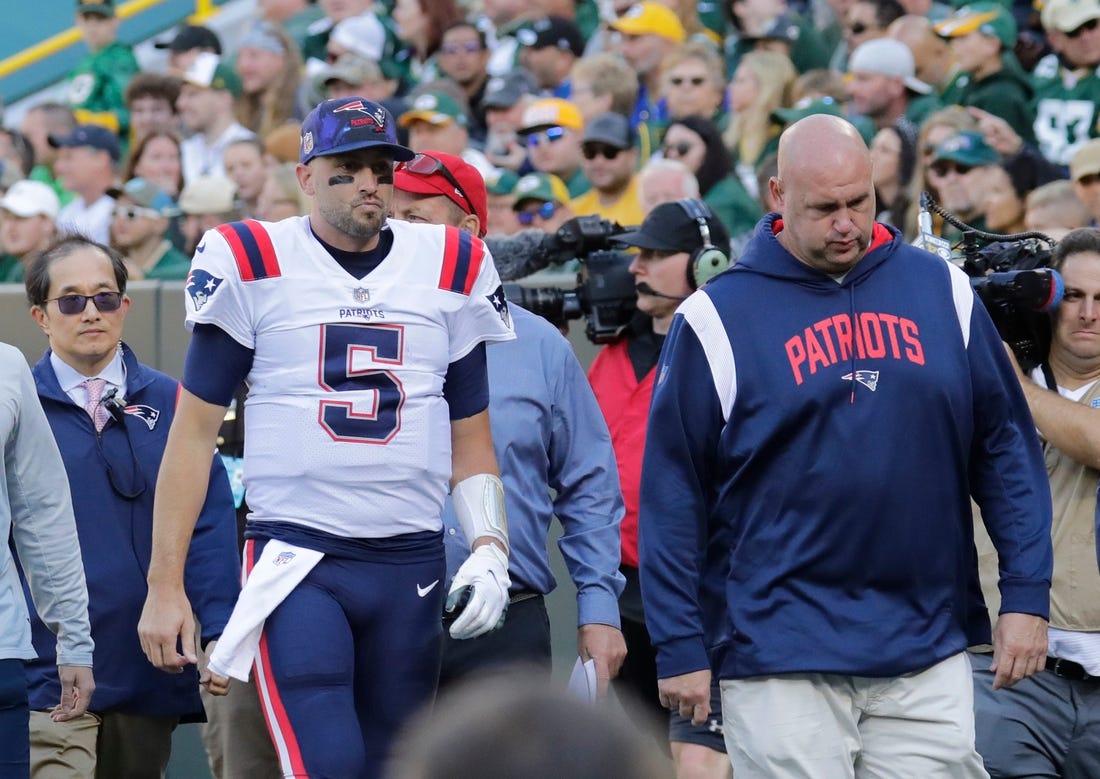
[107,178,180,217]
[512,172,571,209]
[582,112,636,150]
[482,70,539,110]
[238,21,288,55]
[848,38,932,95]
[518,98,584,135]
[178,176,237,215]
[772,96,844,125]
[153,24,223,54]
[181,52,242,97]
[76,0,115,17]
[399,92,469,129]
[48,124,121,162]
[610,2,687,43]
[931,131,1000,167]
[1041,0,1100,32]
[518,16,586,58]
[935,2,1017,48]
[0,180,61,219]
[1070,139,1100,181]
[320,55,380,90]
[329,15,387,62]
[611,200,730,253]
[299,97,414,164]
[394,151,489,236]
[748,13,802,43]
[485,168,519,196]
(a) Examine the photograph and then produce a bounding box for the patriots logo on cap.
[334,100,372,114]
[186,269,223,311]
[123,405,160,430]
[487,284,511,328]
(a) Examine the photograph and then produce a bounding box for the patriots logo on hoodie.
[842,370,880,391]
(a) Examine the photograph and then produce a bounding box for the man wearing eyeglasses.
[107,177,190,281]
[571,112,644,226]
[138,98,515,778]
[518,98,590,198]
[1032,0,1100,165]
[390,149,628,697]
[437,22,492,142]
[21,234,239,778]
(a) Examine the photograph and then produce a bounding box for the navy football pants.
[247,538,445,779]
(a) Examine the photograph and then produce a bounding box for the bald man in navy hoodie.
[638,114,1053,778]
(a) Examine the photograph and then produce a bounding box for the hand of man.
[137,583,197,672]
[578,623,627,698]
[446,542,510,640]
[52,665,94,722]
[198,640,231,696]
[658,669,711,726]
[991,612,1048,689]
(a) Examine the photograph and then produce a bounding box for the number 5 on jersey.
[318,323,405,443]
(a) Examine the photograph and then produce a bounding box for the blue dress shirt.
[443,305,626,628]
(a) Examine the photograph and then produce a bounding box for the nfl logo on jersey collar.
[300,98,415,164]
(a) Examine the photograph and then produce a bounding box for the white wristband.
[451,473,508,553]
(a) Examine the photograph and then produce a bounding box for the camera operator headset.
[635,199,732,301]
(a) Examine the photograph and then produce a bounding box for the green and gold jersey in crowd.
[67,41,140,136]
[1030,53,1100,165]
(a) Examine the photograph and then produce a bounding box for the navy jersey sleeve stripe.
[438,226,484,295]
[216,221,282,282]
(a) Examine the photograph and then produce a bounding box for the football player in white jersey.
[137,97,515,778]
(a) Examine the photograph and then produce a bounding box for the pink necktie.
[83,378,109,432]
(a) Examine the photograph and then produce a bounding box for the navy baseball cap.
[48,124,121,162]
[299,97,414,164]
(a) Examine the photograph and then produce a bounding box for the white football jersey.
[184,216,515,538]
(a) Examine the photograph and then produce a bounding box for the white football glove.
[446,543,510,640]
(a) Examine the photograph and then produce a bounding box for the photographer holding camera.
[588,199,734,777]
[972,227,1100,778]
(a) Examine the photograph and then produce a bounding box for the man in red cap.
[392,150,489,237]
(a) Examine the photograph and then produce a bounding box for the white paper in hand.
[567,657,598,703]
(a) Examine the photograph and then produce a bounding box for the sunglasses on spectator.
[441,41,482,54]
[662,142,694,157]
[1067,17,1100,38]
[525,126,567,148]
[396,153,477,217]
[517,201,557,225]
[670,75,706,87]
[848,21,869,34]
[582,144,624,160]
[46,291,124,316]
[113,205,162,220]
[929,160,973,177]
